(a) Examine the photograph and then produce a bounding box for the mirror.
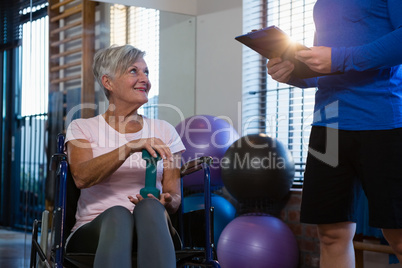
[95,3,196,127]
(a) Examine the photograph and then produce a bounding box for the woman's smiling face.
[109,58,151,105]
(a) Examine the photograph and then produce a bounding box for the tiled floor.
[0,226,400,268]
[0,228,32,268]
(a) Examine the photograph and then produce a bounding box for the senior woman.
[64,44,185,268]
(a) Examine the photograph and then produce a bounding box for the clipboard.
[235,26,336,79]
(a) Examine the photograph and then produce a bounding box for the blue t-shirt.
[290,0,402,130]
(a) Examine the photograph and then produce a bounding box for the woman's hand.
[267,57,295,83]
[128,192,176,207]
[126,137,173,161]
[159,193,175,207]
[295,46,332,74]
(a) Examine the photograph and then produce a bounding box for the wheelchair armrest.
[180,156,213,178]
[49,153,68,171]
[49,133,67,171]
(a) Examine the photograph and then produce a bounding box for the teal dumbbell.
[140,149,162,199]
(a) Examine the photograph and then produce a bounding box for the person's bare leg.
[317,222,356,268]
[382,228,402,264]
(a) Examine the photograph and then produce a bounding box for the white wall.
[195,3,242,133]
[159,12,196,127]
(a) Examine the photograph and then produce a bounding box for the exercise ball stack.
[217,133,299,267]
[217,214,299,268]
[221,133,295,212]
[175,115,239,191]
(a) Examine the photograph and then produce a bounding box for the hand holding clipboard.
[235,26,339,79]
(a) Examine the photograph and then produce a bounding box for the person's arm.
[160,152,182,214]
[331,30,402,72]
[287,75,318,88]
[333,0,402,72]
[67,138,173,189]
[297,1,402,73]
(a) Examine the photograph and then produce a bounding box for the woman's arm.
[67,138,173,189]
[160,152,182,214]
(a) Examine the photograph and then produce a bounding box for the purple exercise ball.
[217,215,299,268]
[175,115,239,190]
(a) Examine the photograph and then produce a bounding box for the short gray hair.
[92,44,146,99]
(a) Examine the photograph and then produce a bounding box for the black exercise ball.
[221,134,295,203]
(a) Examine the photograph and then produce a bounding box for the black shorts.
[300,126,402,229]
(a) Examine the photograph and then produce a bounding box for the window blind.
[110,5,160,119]
[0,0,47,49]
[242,0,317,186]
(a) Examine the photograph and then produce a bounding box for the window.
[110,5,160,118]
[21,12,48,117]
[0,0,49,229]
[242,0,317,186]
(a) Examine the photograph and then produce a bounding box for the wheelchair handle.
[180,156,213,177]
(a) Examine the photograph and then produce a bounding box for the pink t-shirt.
[65,115,185,230]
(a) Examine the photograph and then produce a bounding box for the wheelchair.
[30,133,221,268]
